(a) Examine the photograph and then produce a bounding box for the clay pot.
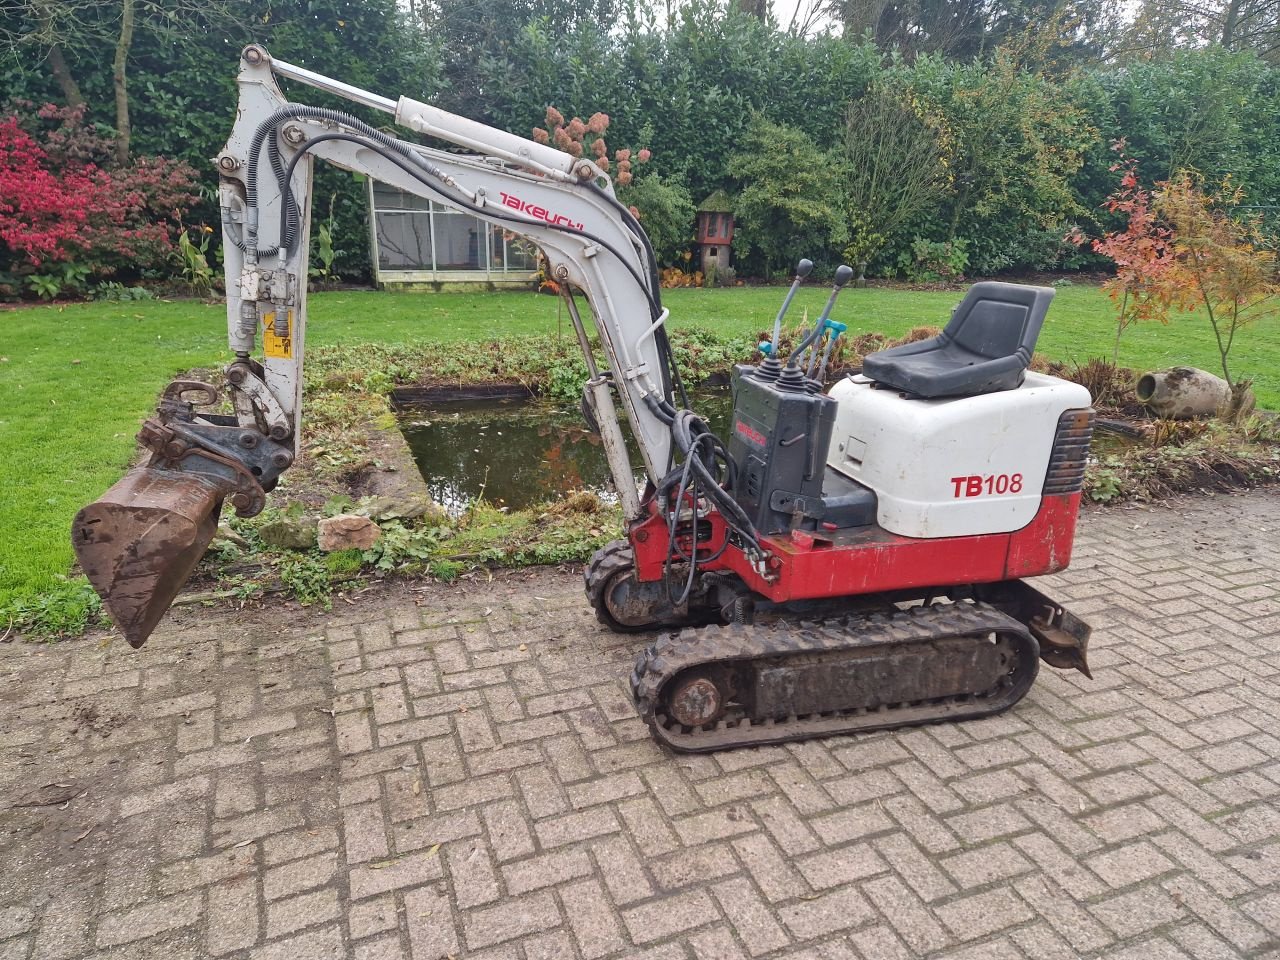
[1135,367,1231,419]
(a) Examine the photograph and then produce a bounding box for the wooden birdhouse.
[696,190,735,279]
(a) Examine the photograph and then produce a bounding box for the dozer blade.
[72,466,228,648]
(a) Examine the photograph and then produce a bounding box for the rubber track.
[631,602,1039,752]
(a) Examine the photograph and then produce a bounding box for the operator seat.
[861,282,1054,398]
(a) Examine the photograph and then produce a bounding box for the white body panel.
[827,372,1092,539]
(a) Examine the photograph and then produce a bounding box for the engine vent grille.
[1043,408,1095,494]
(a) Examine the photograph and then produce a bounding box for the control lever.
[756,259,812,382]
[788,264,854,369]
[814,319,848,385]
[768,258,813,356]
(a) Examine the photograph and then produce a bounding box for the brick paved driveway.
[2,490,1279,960]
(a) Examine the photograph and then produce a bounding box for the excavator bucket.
[72,465,228,648]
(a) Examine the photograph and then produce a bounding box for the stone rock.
[259,516,318,551]
[359,494,445,523]
[318,514,381,552]
[214,522,250,549]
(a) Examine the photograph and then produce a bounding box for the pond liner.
[391,383,538,408]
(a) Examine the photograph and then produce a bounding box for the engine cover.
[827,372,1092,538]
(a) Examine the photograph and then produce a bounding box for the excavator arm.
[72,45,697,646]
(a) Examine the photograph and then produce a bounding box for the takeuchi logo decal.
[734,420,767,448]
[499,192,584,231]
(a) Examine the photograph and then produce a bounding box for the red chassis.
[628,492,1083,605]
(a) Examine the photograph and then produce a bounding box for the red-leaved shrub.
[0,103,200,286]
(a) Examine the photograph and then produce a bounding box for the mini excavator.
[73,48,1095,752]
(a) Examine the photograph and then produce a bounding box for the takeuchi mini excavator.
[73,47,1096,753]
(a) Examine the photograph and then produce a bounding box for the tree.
[829,0,1117,62]
[1155,171,1279,390]
[530,102,693,265]
[1098,49,1280,204]
[425,0,616,121]
[621,172,696,266]
[839,84,946,269]
[2,0,240,163]
[728,116,847,276]
[1119,0,1280,63]
[1076,142,1180,361]
[894,48,1095,272]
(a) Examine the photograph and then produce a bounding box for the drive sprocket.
[584,539,722,633]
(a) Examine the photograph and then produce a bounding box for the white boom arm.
[216,45,679,518]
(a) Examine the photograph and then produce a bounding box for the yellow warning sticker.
[262,310,293,360]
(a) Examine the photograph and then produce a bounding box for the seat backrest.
[946,281,1054,362]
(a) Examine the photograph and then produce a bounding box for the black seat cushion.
[861,282,1054,398]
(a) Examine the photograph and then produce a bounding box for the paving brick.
[349,848,448,899]
[447,839,500,907]
[811,804,894,846]
[687,924,748,960]
[263,850,339,900]
[248,923,346,960]
[496,850,587,897]
[1090,885,1188,938]
[567,770,646,809]
[778,885,876,941]
[710,878,790,957]
[651,842,740,890]
[404,884,459,959]
[935,887,1035,941]
[266,886,342,939]
[95,893,203,947]
[847,924,914,960]
[344,800,391,865]
[863,875,952,955]
[1084,839,1178,888]
[463,890,560,950]
[479,799,538,860]
[118,774,210,818]
[0,907,33,941]
[751,795,822,855]
[514,764,569,819]
[618,796,682,856]
[561,876,627,959]
[583,842,651,910]
[941,842,1034,889]
[731,833,809,903]
[795,842,887,891]
[348,896,399,940]
[353,934,407,960]
[624,890,721,944]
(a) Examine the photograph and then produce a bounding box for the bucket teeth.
[72,466,227,648]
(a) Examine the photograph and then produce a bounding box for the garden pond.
[399,391,1137,515]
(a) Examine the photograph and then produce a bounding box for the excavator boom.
[74,45,686,645]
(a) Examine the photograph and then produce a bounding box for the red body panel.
[629,493,1082,602]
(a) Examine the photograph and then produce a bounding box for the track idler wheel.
[665,668,732,729]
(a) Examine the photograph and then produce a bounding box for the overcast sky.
[770,0,838,35]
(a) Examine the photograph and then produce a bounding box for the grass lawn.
[2,281,1276,607]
